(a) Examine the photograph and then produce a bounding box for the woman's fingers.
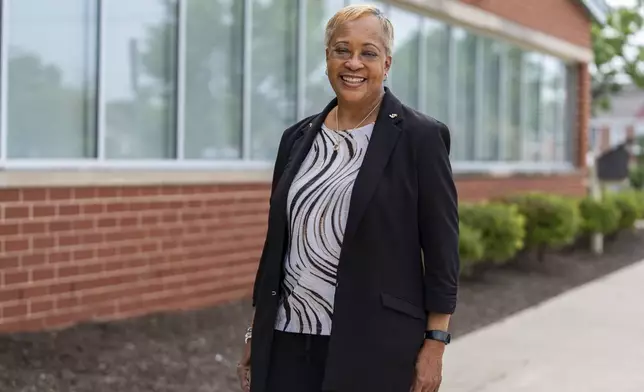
[237,364,251,391]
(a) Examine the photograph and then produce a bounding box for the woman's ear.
[385,55,392,75]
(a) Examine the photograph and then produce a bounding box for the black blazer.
[250,88,460,392]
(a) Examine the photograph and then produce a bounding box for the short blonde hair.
[325,4,394,57]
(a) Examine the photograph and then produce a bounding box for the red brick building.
[0,0,606,333]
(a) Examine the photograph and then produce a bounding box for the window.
[503,47,523,162]
[303,0,345,117]
[184,0,244,160]
[553,61,569,162]
[103,0,178,159]
[388,6,421,109]
[0,0,578,171]
[349,0,385,7]
[452,28,477,161]
[6,0,98,158]
[250,0,298,160]
[423,19,449,123]
[540,56,560,162]
[523,52,542,162]
[477,38,502,161]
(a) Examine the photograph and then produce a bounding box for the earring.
[325,69,328,75]
[384,73,388,81]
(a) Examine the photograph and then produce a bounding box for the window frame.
[0,0,580,177]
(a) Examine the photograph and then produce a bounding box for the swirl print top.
[274,122,374,335]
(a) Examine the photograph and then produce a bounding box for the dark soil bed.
[1,230,643,392]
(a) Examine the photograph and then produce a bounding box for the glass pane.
[389,6,421,109]
[505,47,523,161]
[184,0,243,160]
[477,38,502,161]
[250,0,298,160]
[523,52,542,162]
[304,0,345,117]
[452,28,477,161]
[564,64,578,163]
[423,19,449,123]
[554,61,568,162]
[103,0,178,159]
[7,0,98,158]
[349,0,385,6]
[540,56,559,162]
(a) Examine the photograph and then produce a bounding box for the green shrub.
[503,193,581,257]
[458,222,485,277]
[459,202,525,264]
[632,191,644,219]
[578,196,621,235]
[630,165,644,190]
[607,191,640,230]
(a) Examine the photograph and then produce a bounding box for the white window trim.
[452,161,577,176]
[175,0,187,160]
[0,0,8,163]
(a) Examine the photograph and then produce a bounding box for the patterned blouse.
[274,122,374,335]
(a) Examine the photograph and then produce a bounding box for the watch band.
[424,330,451,345]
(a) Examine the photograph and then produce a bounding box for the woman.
[237,4,459,392]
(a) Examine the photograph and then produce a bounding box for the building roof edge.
[579,0,610,24]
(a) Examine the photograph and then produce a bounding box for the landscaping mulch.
[1,230,643,392]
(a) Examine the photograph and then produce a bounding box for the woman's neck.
[336,89,384,130]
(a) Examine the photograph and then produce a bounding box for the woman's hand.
[410,340,445,392]
[236,339,252,392]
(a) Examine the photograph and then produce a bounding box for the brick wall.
[456,172,586,201]
[0,173,587,333]
[0,185,269,333]
[459,0,592,48]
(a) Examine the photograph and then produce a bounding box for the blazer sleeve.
[251,121,304,308]
[417,121,460,315]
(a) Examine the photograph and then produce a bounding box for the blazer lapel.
[271,98,338,217]
[343,88,403,246]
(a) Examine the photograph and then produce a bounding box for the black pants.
[265,330,332,392]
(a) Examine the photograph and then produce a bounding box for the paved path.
[441,258,644,392]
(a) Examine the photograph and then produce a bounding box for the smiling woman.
[323,5,392,116]
[237,4,460,392]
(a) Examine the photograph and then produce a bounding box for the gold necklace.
[331,98,382,151]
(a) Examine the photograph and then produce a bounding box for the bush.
[503,193,580,259]
[607,191,640,230]
[630,165,644,190]
[578,196,621,235]
[632,190,644,219]
[458,222,485,277]
[459,202,525,264]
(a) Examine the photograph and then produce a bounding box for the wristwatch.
[424,330,451,345]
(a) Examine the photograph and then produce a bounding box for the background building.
[0,0,607,332]
[590,84,644,154]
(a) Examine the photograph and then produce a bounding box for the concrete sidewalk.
[441,259,644,392]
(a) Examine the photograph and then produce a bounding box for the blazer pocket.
[380,293,426,321]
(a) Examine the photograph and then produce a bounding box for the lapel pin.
[309,123,312,127]
[389,113,398,118]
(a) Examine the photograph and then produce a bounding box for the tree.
[591,3,644,114]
